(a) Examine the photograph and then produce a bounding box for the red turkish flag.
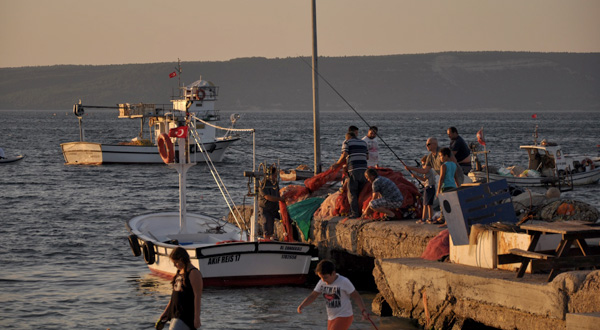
[175,126,188,138]
[477,128,486,146]
[169,126,188,138]
[531,113,537,119]
[169,71,177,78]
[169,126,187,139]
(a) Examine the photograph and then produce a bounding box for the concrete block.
[566,313,600,330]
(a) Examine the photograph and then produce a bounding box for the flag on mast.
[477,128,486,146]
[169,71,177,78]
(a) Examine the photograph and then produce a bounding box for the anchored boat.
[469,127,600,190]
[61,78,239,165]
[126,115,316,286]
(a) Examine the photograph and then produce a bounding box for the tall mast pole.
[311,0,322,174]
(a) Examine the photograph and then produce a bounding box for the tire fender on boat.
[128,234,141,257]
[195,89,205,101]
[142,241,156,265]
[157,133,175,164]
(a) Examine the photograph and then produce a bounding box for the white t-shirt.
[313,274,356,320]
[362,136,379,167]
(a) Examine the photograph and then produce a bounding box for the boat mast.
[311,0,322,174]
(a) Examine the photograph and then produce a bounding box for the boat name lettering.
[279,246,303,251]
[207,254,241,265]
[281,254,297,260]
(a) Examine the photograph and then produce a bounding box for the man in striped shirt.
[333,132,369,218]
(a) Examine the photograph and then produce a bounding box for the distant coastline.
[1,52,599,111]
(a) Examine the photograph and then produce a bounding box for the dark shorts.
[423,186,435,206]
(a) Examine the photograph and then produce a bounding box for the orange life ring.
[581,158,595,170]
[157,133,174,164]
[195,89,206,101]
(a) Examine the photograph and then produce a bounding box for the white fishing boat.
[469,128,600,189]
[61,77,239,165]
[126,118,316,286]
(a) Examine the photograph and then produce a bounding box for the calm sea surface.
[1,109,599,329]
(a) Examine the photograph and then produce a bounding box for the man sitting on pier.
[363,168,404,220]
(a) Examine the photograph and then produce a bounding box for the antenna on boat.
[176,58,182,97]
[533,125,539,146]
[73,100,85,141]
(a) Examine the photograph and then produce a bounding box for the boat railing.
[118,103,173,119]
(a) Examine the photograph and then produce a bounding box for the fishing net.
[314,191,340,218]
[287,197,326,240]
[421,229,449,261]
[280,185,310,205]
[304,164,343,192]
[278,201,295,242]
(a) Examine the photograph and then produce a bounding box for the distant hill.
[1,52,599,111]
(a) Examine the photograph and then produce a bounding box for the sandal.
[415,219,426,224]
[427,218,444,225]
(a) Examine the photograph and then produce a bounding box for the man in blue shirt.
[333,132,368,218]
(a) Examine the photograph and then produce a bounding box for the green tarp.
[287,197,325,240]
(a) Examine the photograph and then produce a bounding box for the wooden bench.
[509,248,554,260]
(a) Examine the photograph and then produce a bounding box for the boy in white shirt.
[297,260,369,330]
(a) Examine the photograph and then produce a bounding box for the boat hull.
[0,155,25,163]
[468,168,600,187]
[61,138,239,165]
[127,212,315,286]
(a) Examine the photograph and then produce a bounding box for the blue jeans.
[347,169,367,218]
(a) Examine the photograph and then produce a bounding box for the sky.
[1,0,599,68]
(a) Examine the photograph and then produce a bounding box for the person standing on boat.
[363,168,404,220]
[259,166,284,240]
[447,127,472,175]
[332,132,369,219]
[362,126,379,167]
[297,259,370,330]
[159,247,203,330]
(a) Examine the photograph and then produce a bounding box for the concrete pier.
[228,206,600,329]
[304,215,600,330]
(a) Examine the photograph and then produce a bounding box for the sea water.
[1,109,599,329]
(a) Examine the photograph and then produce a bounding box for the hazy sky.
[1,0,599,68]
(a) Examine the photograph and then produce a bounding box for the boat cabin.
[521,143,570,176]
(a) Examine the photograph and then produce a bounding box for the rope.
[188,121,249,239]
[193,115,255,132]
[298,57,423,187]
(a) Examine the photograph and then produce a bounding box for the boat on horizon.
[125,115,316,286]
[61,77,240,165]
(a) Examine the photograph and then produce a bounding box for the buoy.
[157,133,174,164]
[196,89,205,101]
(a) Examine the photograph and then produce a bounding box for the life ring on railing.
[157,133,174,164]
[581,158,595,170]
[195,89,205,101]
[142,241,156,265]
[128,234,141,257]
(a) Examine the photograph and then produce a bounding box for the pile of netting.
[282,165,422,223]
